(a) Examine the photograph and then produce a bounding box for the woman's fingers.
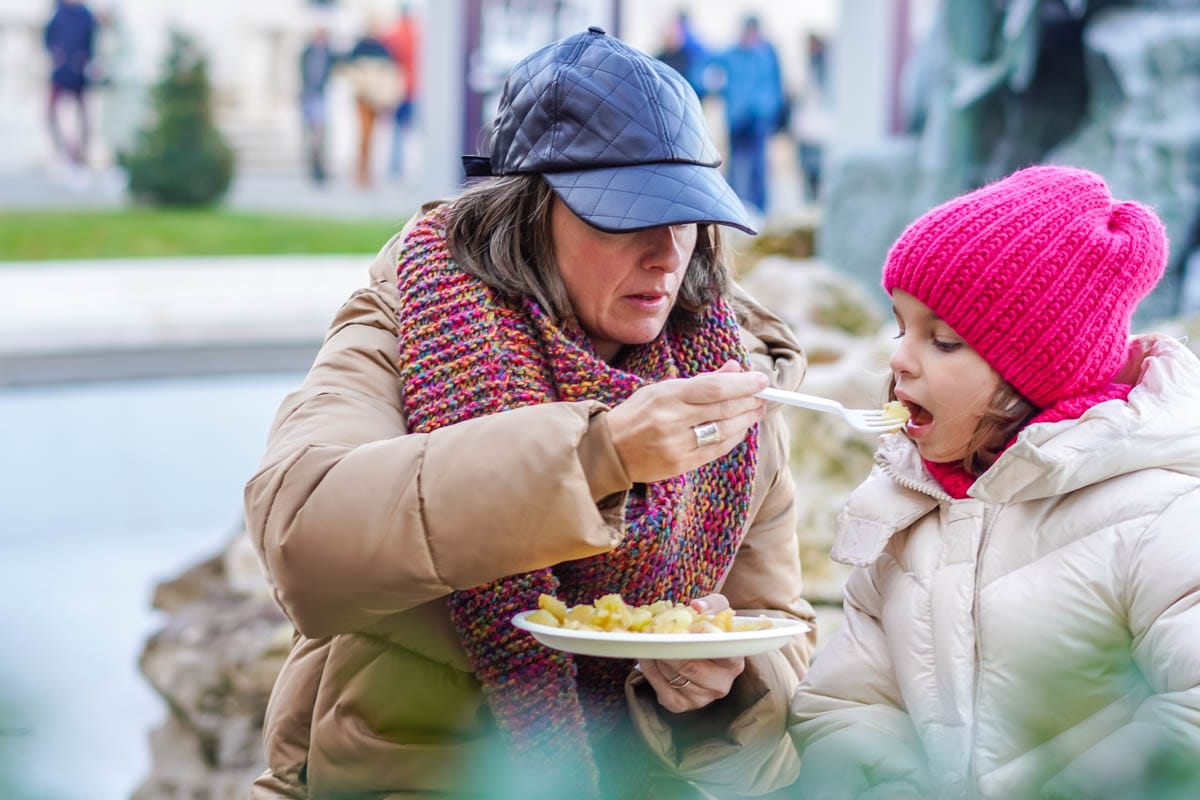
[673,365,769,407]
[607,365,770,483]
[641,655,746,713]
[691,408,763,453]
[689,593,730,614]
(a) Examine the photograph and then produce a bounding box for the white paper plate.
[511,611,811,660]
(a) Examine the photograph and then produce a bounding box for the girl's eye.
[892,329,905,340]
[934,339,962,353]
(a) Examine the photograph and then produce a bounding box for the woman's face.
[889,289,1001,464]
[550,197,696,362]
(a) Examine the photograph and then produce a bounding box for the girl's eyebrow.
[891,305,943,322]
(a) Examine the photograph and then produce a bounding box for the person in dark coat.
[44,0,99,166]
[654,10,708,100]
[299,26,335,184]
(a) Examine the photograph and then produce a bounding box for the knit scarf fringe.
[396,208,758,797]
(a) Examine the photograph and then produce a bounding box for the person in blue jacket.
[715,15,784,215]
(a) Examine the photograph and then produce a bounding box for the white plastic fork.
[755,387,904,433]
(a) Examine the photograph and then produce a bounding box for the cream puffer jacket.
[790,336,1200,800]
[245,226,817,799]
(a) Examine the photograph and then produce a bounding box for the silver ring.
[692,421,720,448]
[668,673,691,689]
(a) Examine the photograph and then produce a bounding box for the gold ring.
[668,673,691,689]
[692,421,720,448]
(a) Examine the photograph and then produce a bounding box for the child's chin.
[917,443,966,464]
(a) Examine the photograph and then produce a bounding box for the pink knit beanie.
[882,165,1168,408]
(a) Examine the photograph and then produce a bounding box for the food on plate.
[525,593,773,634]
[881,399,911,427]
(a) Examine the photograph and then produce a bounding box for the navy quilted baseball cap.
[462,26,756,234]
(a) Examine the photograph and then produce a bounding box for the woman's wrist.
[580,406,633,502]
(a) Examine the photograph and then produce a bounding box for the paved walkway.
[0,154,812,386]
[0,166,425,220]
[0,167,425,385]
[0,253,372,386]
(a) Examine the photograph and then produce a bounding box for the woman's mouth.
[625,293,668,311]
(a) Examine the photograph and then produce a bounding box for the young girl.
[789,165,1200,800]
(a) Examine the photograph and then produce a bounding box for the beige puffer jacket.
[789,336,1200,800]
[245,228,817,799]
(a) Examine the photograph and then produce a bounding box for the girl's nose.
[889,335,917,377]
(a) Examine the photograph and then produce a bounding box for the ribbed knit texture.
[883,165,1168,408]
[396,207,758,798]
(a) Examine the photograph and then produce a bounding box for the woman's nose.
[642,225,689,271]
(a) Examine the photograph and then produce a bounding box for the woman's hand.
[607,360,768,484]
[640,594,746,713]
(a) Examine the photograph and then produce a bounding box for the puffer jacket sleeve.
[244,232,630,639]
[787,563,932,799]
[1040,486,1200,800]
[625,296,818,797]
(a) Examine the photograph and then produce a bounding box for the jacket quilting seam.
[412,435,451,590]
[252,444,320,588]
[1121,484,1200,632]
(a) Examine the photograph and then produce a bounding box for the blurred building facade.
[0,0,880,204]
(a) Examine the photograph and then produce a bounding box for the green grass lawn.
[0,209,410,260]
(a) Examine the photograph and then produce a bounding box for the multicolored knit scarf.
[396,207,758,797]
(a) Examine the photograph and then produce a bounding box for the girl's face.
[550,198,695,363]
[889,290,1001,464]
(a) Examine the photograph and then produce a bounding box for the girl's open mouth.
[902,400,934,436]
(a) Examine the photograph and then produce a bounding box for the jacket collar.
[832,437,946,567]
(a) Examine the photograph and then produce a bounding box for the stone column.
[829,0,908,157]
[419,0,467,201]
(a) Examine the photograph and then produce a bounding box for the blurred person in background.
[381,2,419,179]
[654,9,708,100]
[246,27,817,800]
[44,0,99,172]
[713,15,784,217]
[299,25,335,184]
[788,33,831,205]
[341,20,402,187]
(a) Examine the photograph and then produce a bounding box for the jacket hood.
[884,335,1200,504]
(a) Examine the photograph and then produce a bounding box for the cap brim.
[542,162,757,235]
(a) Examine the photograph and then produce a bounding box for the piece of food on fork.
[881,400,911,428]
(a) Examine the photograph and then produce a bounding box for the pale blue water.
[0,373,302,800]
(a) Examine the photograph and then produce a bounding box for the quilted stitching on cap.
[492,33,717,172]
[474,29,752,233]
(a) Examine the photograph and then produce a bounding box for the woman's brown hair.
[887,375,1039,476]
[443,174,730,332]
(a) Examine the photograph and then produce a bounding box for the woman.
[246,28,815,799]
